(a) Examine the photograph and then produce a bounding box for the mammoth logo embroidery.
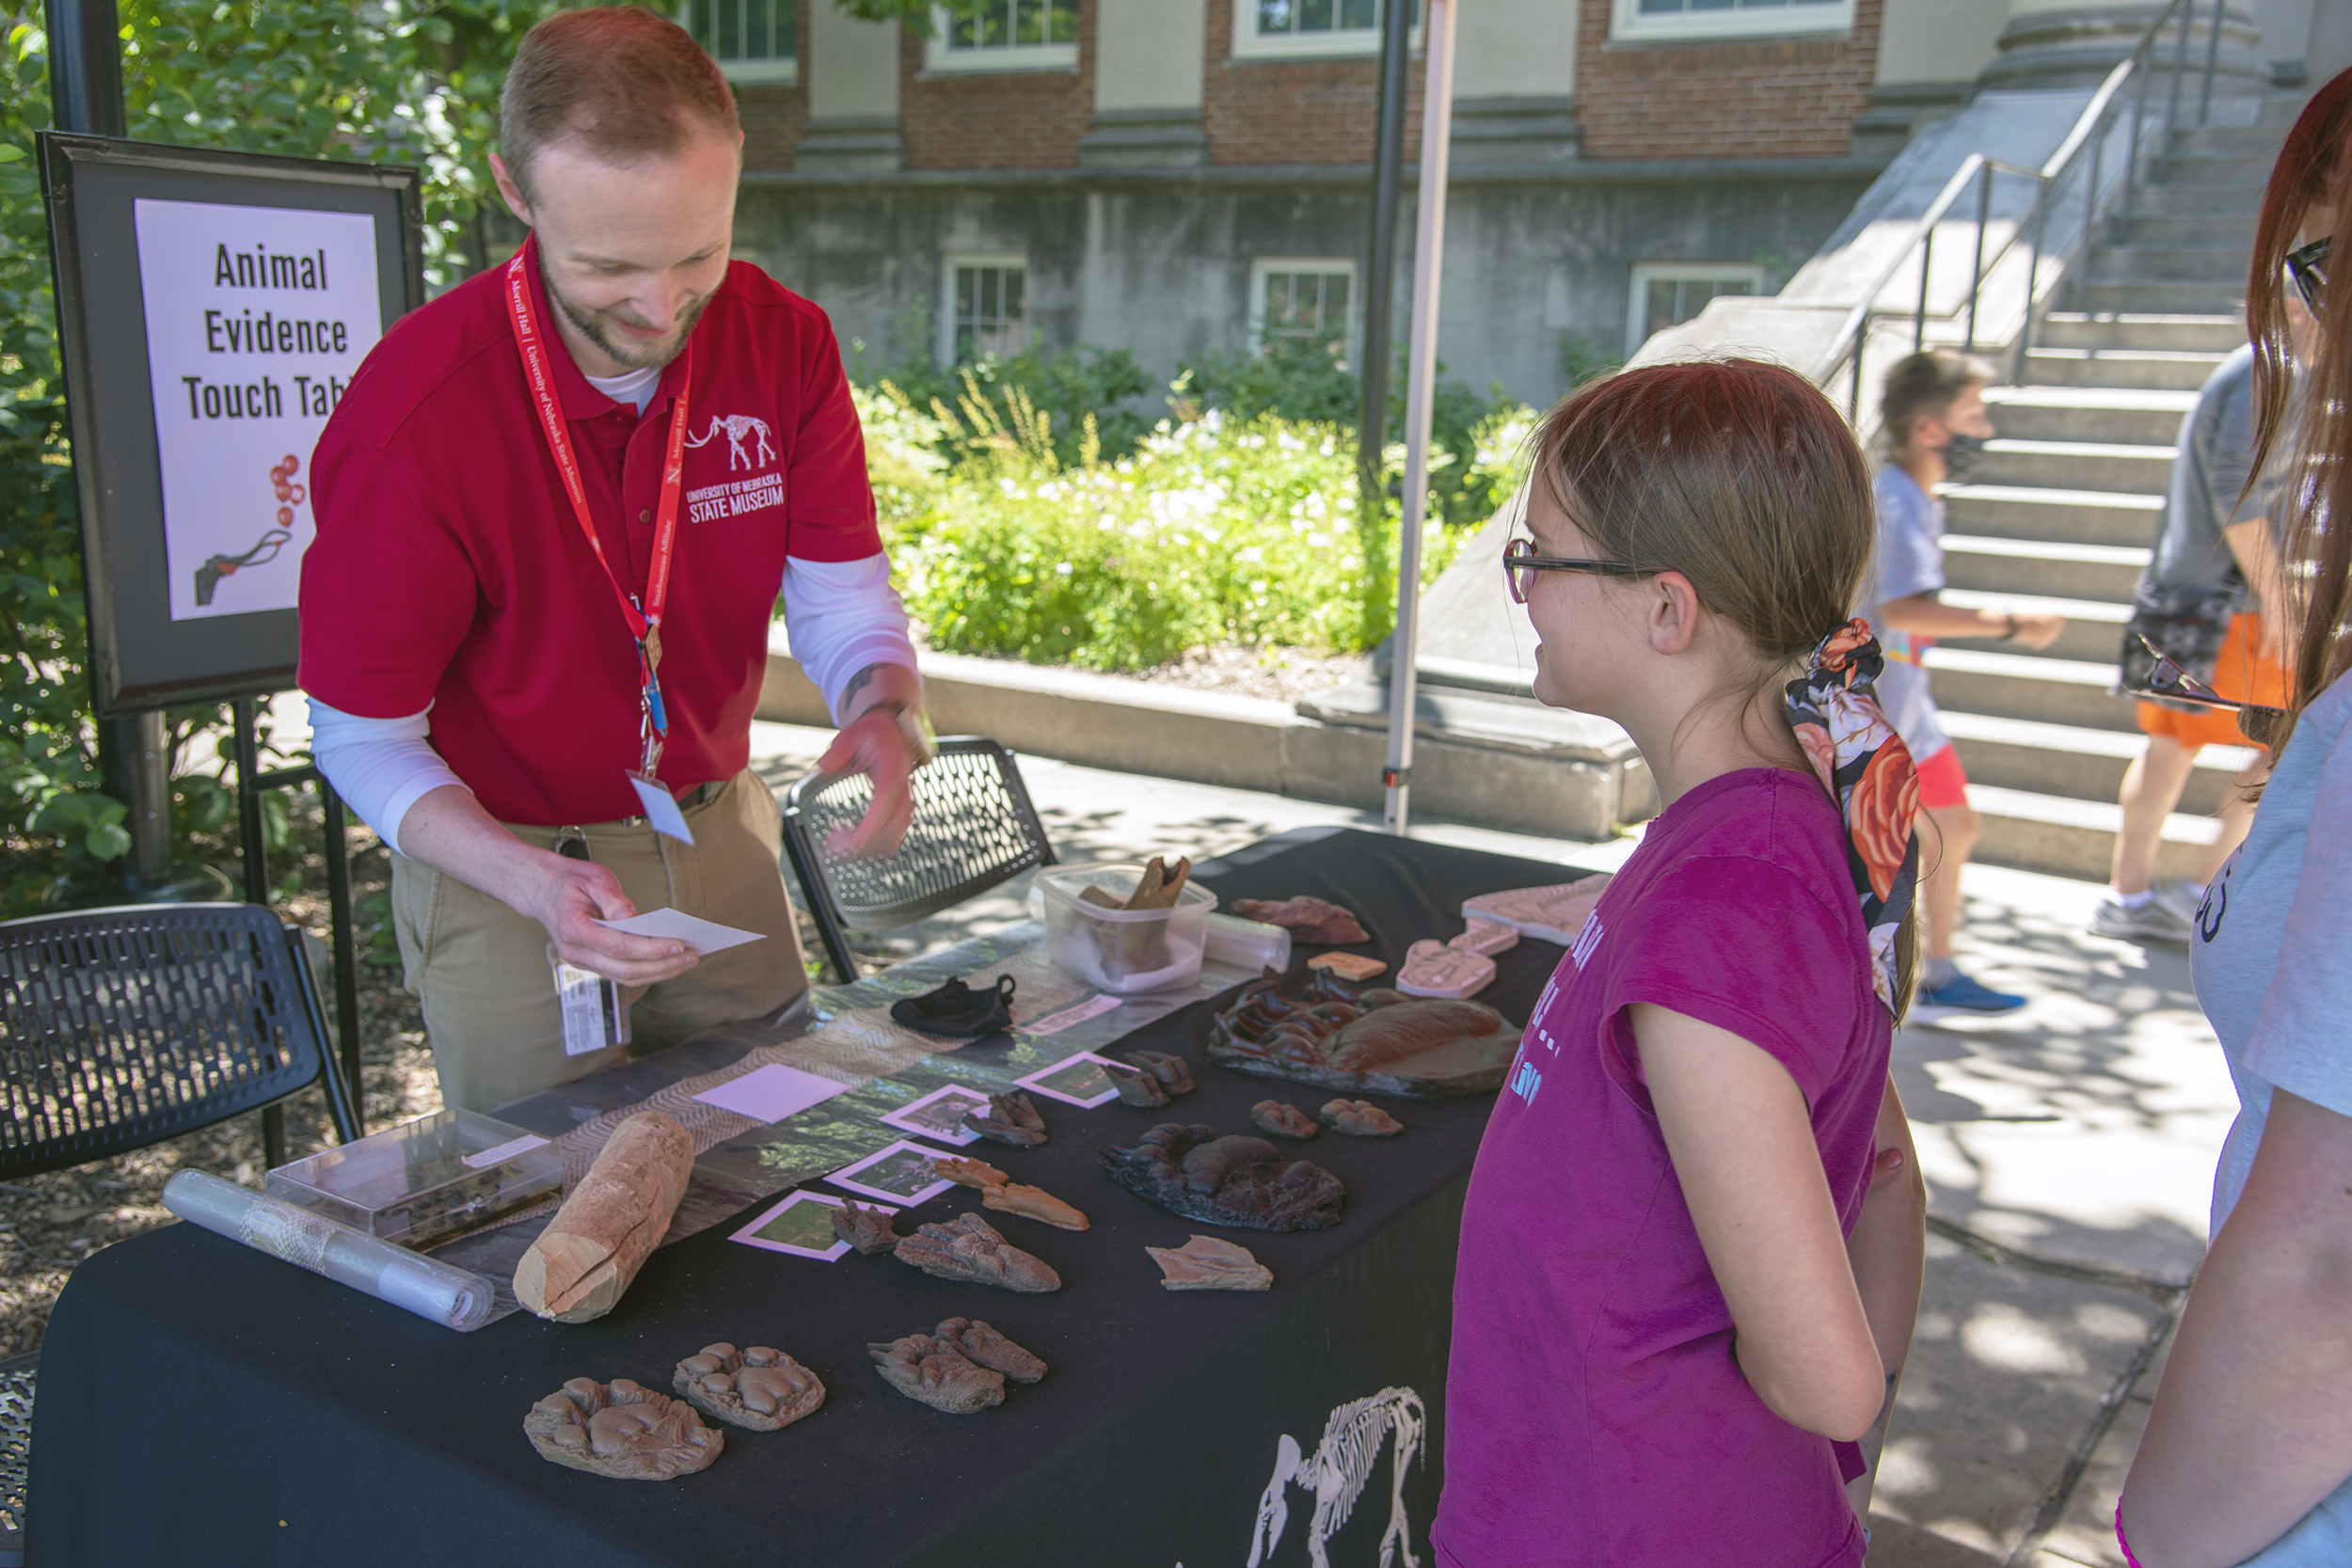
[684,413,777,471]
[1247,1386,1427,1568]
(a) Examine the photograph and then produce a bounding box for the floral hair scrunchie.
[1785,618,1922,1015]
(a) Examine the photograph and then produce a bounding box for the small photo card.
[730,1190,894,1262]
[1015,1051,1123,1109]
[879,1084,993,1148]
[825,1139,961,1206]
[691,1062,850,1125]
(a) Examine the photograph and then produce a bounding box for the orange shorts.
[2136,612,2287,750]
[1915,743,1969,810]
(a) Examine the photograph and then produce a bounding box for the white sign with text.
[133,198,384,621]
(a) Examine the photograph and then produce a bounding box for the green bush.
[866,377,1532,671]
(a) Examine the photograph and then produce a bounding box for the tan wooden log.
[514,1111,693,1323]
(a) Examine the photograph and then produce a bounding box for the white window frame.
[686,0,799,85]
[1625,262,1767,356]
[925,2,1079,74]
[1610,0,1852,46]
[939,252,1032,368]
[1231,0,1418,61]
[1248,257,1359,359]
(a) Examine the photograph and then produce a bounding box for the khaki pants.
[390,767,807,1113]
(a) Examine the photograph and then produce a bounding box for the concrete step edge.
[1924,645,2119,686]
[1966,782,2223,846]
[1987,438,2173,460]
[1942,533,2152,567]
[1944,483,2161,513]
[1987,386,2201,411]
[1939,588,2131,623]
[1937,707,2257,771]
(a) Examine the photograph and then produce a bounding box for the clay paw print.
[1147,1234,1274,1291]
[831,1199,902,1256]
[1395,939,1496,1000]
[1450,919,1520,957]
[1102,1060,1171,1107]
[893,1211,1063,1291]
[933,1317,1048,1384]
[1461,877,1612,945]
[672,1343,826,1432]
[930,1155,1010,1189]
[868,1330,1007,1414]
[1126,1051,1195,1094]
[964,1090,1049,1148]
[524,1377,723,1481]
[1322,1099,1405,1137]
[1248,1100,1319,1140]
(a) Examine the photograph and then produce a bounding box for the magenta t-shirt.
[1435,768,1892,1568]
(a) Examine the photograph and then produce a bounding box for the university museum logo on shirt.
[683,413,784,522]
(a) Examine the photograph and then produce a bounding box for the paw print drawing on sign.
[194,453,300,607]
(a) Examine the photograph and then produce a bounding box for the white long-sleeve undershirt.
[310,552,917,854]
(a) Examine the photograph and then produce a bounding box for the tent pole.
[1383,0,1458,836]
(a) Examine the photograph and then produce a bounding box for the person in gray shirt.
[2090,307,2308,947]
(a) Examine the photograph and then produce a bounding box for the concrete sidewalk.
[752,721,2225,1567]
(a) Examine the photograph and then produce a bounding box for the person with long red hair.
[2116,68,2352,1568]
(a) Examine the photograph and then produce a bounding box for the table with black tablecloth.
[26,828,1585,1567]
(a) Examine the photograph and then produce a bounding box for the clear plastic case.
[264,1108,562,1250]
[1035,862,1218,994]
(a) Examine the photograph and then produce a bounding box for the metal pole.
[42,0,123,137]
[1965,165,1991,352]
[2160,2,2191,181]
[2122,49,2151,232]
[1357,0,1413,648]
[320,781,364,1131]
[2086,110,2106,252]
[232,697,286,1166]
[1384,0,1457,837]
[2017,180,2047,379]
[2197,0,2224,127]
[44,0,180,899]
[1915,226,1933,351]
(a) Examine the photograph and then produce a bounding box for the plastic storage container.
[265,1107,562,1250]
[1035,863,1219,994]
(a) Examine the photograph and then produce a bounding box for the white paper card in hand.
[627,772,696,845]
[691,1063,850,1124]
[593,908,765,955]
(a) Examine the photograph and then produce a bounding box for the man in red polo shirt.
[299,8,924,1112]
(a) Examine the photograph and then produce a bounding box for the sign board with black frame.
[40,132,423,714]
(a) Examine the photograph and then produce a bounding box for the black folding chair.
[0,1350,30,1568]
[781,736,1056,980]
[0,901,362,1560]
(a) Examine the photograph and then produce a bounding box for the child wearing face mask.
[1863,351,2066,1018]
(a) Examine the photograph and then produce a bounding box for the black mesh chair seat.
[782,737,1056,979]
[0,902,358,1180]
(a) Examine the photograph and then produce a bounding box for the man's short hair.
[500,7,739,200]
[1879,349,1996,450]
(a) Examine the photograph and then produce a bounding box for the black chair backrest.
[781,737,1056,980]
[0,902,358,1180]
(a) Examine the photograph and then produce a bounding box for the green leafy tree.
[0,2,555,911]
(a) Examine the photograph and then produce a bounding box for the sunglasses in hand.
[2126,634,2286,745]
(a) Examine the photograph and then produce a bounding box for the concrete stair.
[1924,89,2305,882]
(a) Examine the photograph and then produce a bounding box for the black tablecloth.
[27,828,1584,1567]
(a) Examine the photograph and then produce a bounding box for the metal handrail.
[1810,0,2229,421]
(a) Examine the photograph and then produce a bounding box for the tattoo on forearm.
[839,663,882,712]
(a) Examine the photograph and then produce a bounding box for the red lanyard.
[503,249,694,775]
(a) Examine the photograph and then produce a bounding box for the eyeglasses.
[1502,537,1648,605]
[2287,235,2328,315]
[2124,634,2286,745]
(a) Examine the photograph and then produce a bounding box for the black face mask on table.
[1940,432,1988,482]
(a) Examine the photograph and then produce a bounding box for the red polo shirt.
[298,234,878,825]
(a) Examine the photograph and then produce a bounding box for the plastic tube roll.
[162,1169,496,1332]
[1204,913,1292,974]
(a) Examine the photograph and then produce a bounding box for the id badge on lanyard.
[504,250,699,843]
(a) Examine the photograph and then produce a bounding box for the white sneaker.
[2090,896,2193,946]
[2153,877,2208,925]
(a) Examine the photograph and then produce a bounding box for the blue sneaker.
[1913,968,2026,1022]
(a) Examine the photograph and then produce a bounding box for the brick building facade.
[694,0,1962,403]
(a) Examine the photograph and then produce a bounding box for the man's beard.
[543,259,713,372]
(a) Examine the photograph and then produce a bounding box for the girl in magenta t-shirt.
[1436,360,1930,1567]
